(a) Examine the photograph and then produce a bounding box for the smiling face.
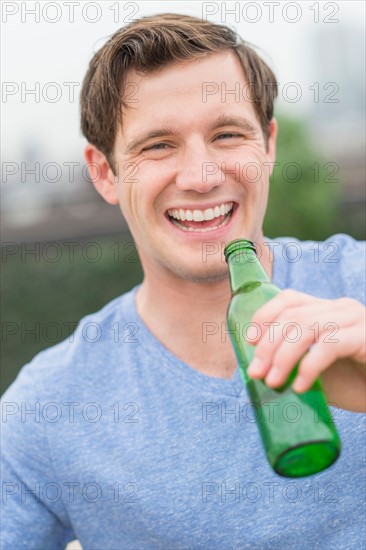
[90,50,277,283]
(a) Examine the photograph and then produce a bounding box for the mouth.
[165,201,237,233]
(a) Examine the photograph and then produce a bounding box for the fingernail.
[292,374,306,393]
[265,366,281,385]
[247,357,264,377]
[246,325,259,342]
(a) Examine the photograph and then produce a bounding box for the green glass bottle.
[224,239,341,477]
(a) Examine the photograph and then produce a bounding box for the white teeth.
[167,202,233,221]
[203,208,214,220]
[193,210,204,222]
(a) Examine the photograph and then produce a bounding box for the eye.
[216,132,242,140]
[142,142,169,151]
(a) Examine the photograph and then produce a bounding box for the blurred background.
[2,0,365,395]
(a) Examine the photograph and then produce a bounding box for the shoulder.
[266,234,365,303]
[1,286,142,484]
[271,233,364,265]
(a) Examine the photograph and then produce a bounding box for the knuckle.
[281,315,298,327]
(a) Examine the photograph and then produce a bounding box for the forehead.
[119,50,258,139]
[124,50,247,95]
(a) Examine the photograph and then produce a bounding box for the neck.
[135,233,273,377]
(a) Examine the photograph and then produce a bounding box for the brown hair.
[80,13,278,169]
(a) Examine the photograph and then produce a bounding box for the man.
[1,13,365,549]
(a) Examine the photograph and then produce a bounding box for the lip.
[164,202,239,239]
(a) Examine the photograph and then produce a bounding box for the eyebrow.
[124,127,175,154]
[123,115,258,153]
[208,115,258,135]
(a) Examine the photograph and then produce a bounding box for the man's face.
[111,50,277,283]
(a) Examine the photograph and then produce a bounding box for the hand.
[246,289,366,397]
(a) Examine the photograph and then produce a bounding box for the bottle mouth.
[224,239,257,262]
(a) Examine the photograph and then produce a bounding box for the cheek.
[118,177,156,229]
[222,146,267,182]
[130,162,171,209]
[243,163,266,187]
[118,163,142,217]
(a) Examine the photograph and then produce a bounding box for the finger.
[263,323,315,387]
[248,305,357,384]
[249,289,323,341]
[293,326,365,392]
[247,297,358,355]
[246,298,365,382]
[247,316,315,380]
[247,306,341,380]
[292,345,339,393]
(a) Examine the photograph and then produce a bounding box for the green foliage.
[1,237,143,394]
[263,114,342,240]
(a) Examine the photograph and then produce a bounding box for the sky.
[1,0,365,165]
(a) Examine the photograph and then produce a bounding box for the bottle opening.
[224,239,257,263]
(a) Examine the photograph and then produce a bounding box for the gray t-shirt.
[1,234,365,549]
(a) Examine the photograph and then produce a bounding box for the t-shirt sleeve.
[335,234,366,305]
[1,359,75,549]
[272,233,366,304]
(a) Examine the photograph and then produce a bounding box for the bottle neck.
[226,242,270,294]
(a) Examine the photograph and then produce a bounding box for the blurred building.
[307,25,365,204]
[1,143,127,243]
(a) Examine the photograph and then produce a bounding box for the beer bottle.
[224,238,341,477]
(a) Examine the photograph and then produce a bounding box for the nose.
[174,140,224,193]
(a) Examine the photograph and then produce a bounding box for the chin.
[168,261,229,284]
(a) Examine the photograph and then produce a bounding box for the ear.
[266,118,277,176]
[84,144,120,205]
